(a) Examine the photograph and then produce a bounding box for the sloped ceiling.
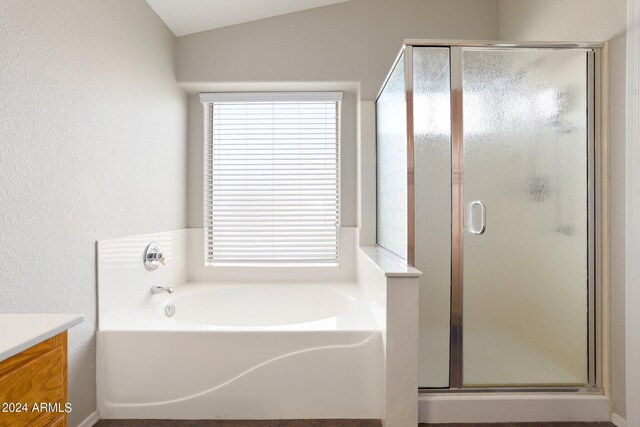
[146,0,351,36]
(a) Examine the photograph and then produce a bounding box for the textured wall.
[177,0,500,228]
[177,0,499,100]
[499,0,627,417]
[0,1,186,424]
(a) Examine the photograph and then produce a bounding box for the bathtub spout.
[151,285,174,294]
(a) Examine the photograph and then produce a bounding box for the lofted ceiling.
[146,0,351,36]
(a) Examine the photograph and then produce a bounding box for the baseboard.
[611,413,627,427]
[418,394,611,423]
[76,411,99,427]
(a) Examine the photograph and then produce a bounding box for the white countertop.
[0,314,84,362]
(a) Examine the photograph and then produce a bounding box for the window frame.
[200,91,342,267]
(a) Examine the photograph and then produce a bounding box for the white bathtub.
[97,282,383,420]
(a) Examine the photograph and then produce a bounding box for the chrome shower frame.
[376,39,604,393]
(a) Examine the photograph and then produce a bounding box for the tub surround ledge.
[357,245,421,427]
[359,246,422,278]
[0,313,84,362]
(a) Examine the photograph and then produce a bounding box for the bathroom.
[0,0,637,426]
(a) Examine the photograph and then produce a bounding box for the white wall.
[177,0,500,228]
[358,101,377,246]
[177,0,500,100]
[499,0,627,418]
[0,1,186,425]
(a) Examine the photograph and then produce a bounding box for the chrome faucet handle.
[149,252,166,265]
[150,285,174,294]
[144,243,165,271]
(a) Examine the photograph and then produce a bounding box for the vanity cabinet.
[0,332,68,427]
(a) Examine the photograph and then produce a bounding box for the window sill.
[204,262,340,268]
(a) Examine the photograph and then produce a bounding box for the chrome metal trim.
[150,285,174,294]
[587,50,597,387]
[594,47,605,390]
[468,200,486,235]
[404,39,603,49]
[419,386,603,394]
[377,41,601,103]
[376,46,407,102]
[449,46,464,389]
[165,304,176,317]
[445,45,599,390]
[376,42,602,392]
[143,242,165,271]
[405,45,415,266]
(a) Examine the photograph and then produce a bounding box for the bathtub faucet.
[150,285,174,294]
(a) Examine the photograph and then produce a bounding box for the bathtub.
[97,282,383,420]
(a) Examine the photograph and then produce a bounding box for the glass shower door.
[460,48,592,386]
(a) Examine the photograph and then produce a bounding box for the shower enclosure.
[376,41,601,390]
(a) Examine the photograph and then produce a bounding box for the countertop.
[0,314,84,362]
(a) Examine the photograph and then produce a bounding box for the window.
[200,92,342,266]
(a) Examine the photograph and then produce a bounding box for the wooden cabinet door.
[0,333,67,427]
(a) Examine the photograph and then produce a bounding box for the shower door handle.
[468,200,486,235]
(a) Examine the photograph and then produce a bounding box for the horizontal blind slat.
[204,96,340,265]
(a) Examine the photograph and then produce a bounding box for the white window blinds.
[200,92,342,265]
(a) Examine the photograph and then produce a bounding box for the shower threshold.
[419,386,602,394]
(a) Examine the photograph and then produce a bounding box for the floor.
[94,421,615,427]
[94,421,380,427]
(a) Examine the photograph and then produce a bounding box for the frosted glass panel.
[376,54,407,258]
[462,48,589,386]
[413,47,451,388]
